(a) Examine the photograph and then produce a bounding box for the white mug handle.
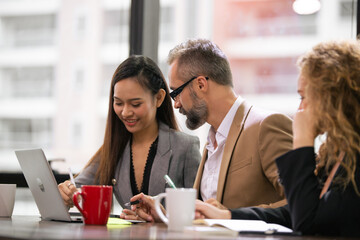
[154,193,168,225]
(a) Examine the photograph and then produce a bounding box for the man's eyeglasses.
[170,76,209,100]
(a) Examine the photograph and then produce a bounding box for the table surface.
[0,215,352,240]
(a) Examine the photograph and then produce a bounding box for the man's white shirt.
[200,96,244,201]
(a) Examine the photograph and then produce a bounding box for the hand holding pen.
[124,199,142,207]
[68,167,77,188]
[58,168,78,208]
[123,175,176,207]
[121,193,155,222]
[121,175,176,222]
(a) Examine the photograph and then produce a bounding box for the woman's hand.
[195,200,231,219]
[58,180,77,208]
[120,193,162,222]
[293,108,317,149]
[120,209,146,222]
[204,198,228,210]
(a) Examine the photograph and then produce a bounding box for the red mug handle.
[73,191,88,219]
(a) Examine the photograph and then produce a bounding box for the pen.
[164,174,177,189]
[68,167,77,188]
[124,199,142,207]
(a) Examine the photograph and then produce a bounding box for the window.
[0,67,54,98]
[1,14,56,47]
[101,64,117,97]
[340,0,356,18]
[103,9,129,44]
[0,118,52,149]
[224,1,317,38]
[160,6,175,41]
[0,0,130,172]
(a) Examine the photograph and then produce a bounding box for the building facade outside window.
[0,0,357,174]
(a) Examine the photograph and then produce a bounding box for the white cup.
[0,184,16,217]
[154,188,196,231]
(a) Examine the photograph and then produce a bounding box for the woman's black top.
[130,137,159,195]
[231,147,360,237]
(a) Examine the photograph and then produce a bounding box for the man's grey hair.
[167,39,233,87]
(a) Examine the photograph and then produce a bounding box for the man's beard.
[180,89,208,130]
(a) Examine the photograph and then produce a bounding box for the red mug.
[73,185,113,225]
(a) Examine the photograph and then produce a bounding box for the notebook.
[15,148,82,222]
[192,219,300,236]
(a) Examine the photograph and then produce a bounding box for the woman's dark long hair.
[86,55,178,185]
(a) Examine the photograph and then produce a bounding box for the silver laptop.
[15,148,82,222]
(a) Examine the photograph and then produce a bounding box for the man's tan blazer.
[193,101,293,209]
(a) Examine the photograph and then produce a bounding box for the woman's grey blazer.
[75,122,201,208]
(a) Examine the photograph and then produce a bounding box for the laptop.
[15,148,82,222]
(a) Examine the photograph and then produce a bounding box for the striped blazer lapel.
[114,141,133,208]
[148,122,171,196]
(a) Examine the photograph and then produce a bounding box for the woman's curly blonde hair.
[298,39,360,195]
